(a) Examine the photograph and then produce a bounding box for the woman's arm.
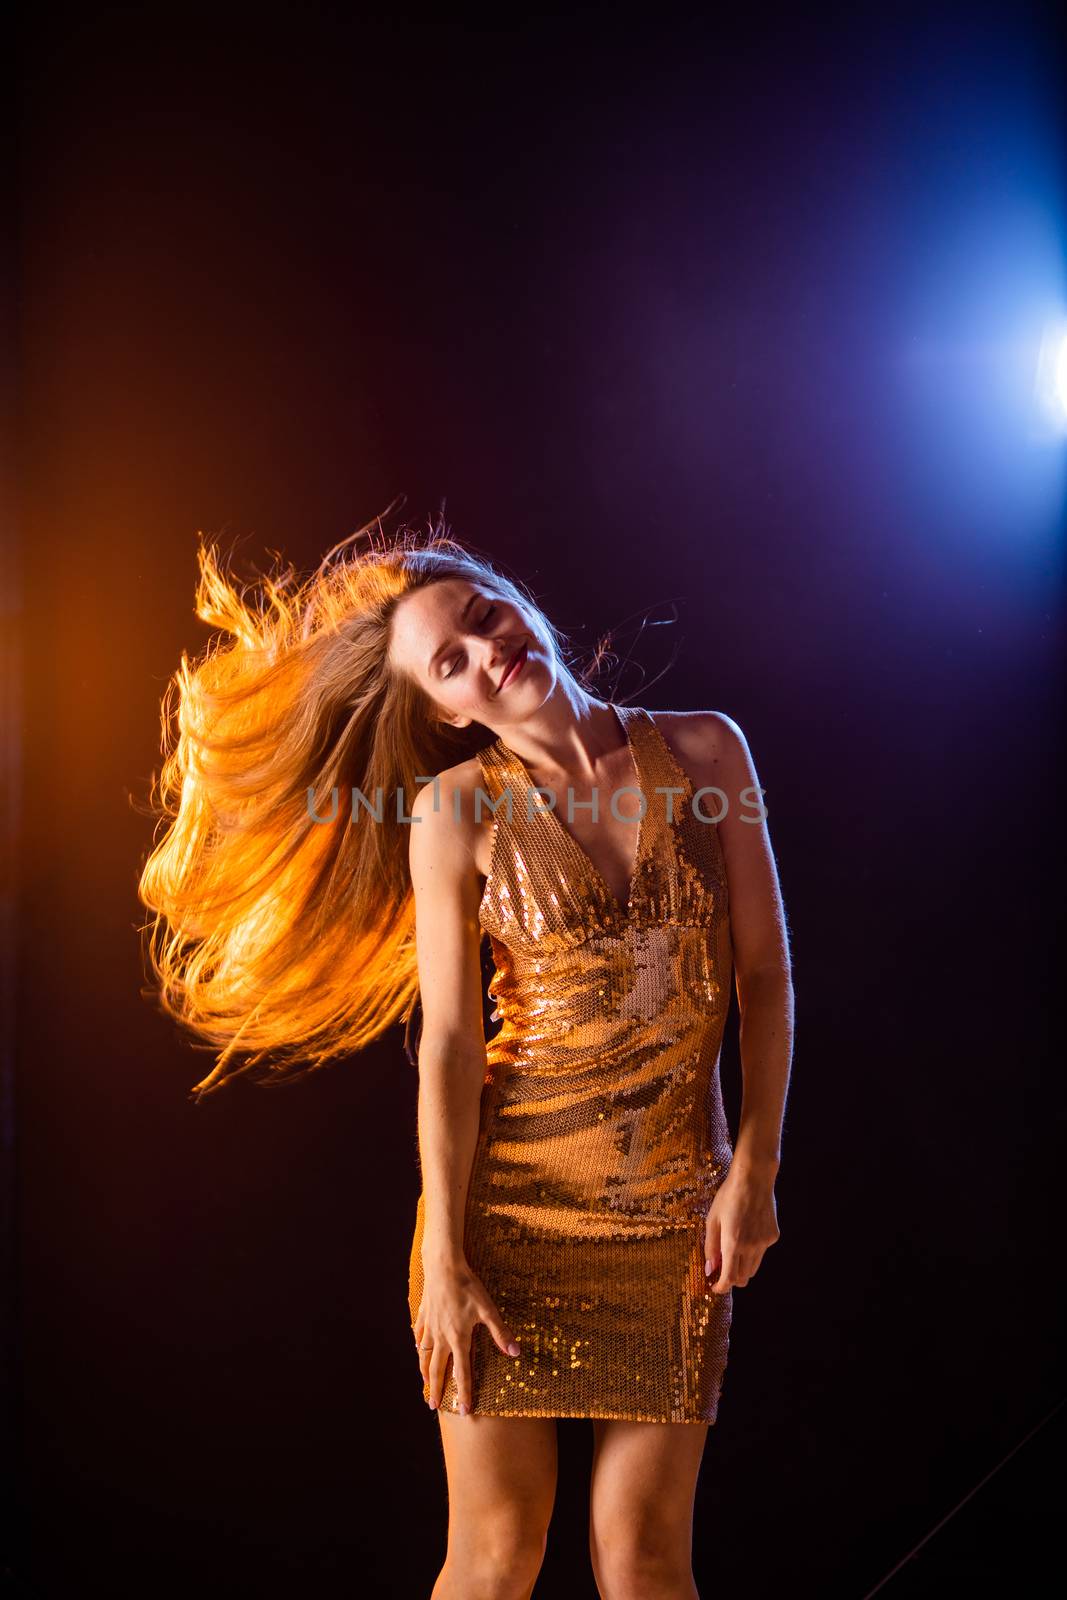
[408,771,491,1266]
[690,710,793,1291]
[407,769,520,1413]
[709,710,794,1176]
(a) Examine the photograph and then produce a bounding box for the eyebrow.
[427,590,481,676]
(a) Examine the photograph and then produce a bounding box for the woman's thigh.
[436,1411,560,1549]
[588,1420,709,1580]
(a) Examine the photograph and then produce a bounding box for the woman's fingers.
[417,1334,434,1389]
[711,1245,740,1294]
[704,1210,722,1278]
[450,1329,473,1416]
[713,1248,762,1293]
[444,1305,519,1417]
[484,1305,521,1359]
[414,1284,523,1417]
[427,1340,450,1411]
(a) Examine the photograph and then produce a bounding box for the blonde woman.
[140,514,793,1600]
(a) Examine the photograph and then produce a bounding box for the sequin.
[407,704,734,1423]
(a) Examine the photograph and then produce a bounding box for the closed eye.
[443,603,497,679]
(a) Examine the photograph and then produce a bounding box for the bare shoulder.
[645,708,745,791]
[409,751,493,880]
[650,708,789,978]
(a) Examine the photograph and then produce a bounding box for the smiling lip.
[498,642,528,691]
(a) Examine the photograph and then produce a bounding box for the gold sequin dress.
[407,702,735,1424]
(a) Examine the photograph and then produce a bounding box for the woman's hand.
[413,1258,520,1415]
[704,1161,781,1293]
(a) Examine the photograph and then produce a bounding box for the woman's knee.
[441,1519,548,1600]
[590,1518,693,1596]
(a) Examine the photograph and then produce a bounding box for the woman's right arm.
[407,773,519,1413]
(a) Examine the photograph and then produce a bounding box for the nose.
[489,635,525,690]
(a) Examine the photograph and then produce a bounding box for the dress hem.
[435,1406,720,1425]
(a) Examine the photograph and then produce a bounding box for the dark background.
[8,1,1066,1595]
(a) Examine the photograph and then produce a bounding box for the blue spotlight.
[1034,318,1067,433]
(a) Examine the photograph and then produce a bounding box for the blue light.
[1033,318,1067,433]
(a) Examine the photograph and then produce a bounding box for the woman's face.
[390,577,553,729]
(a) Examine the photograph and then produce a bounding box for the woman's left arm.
[696,710,794,1292]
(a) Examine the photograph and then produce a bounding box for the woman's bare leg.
[587,1419,710,1600]
[430,1412,559,1600]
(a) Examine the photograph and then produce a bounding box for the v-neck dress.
[407,702,736,1424]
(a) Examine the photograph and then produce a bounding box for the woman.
[139,513,793,1600]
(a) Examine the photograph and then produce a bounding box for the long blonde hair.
[137,509,609,1102]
